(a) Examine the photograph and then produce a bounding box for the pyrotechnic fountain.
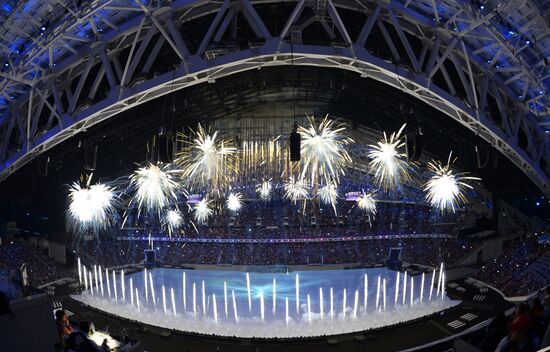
[224,281,228,318]
[74,264,459,338]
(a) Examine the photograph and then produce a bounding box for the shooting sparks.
[164,209,183,236]
[176,124,237,192]
[67,178,116,234]
[424,153,480,213]
[317,183,338,214]
[284,176,309,203]
[368,124,411,190]
[226,192,243,212]
[129,164,179,216]
[357,190,377,216]
[298,115,353,187]
[193,198,213,224]
[256,179,273,200]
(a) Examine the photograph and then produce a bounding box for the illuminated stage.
[73,266,459,338]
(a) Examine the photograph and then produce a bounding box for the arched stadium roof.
[1,0,550,195]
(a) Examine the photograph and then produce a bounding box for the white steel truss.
[0,0,550,196]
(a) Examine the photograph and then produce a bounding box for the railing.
[117,233,456,244]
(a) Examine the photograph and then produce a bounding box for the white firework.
[284,176,309,203]
[193,198,213,224]
[129,163,179,216]
[357,190,377,216]
[165,209,183,236]
[298,115,354,187]
[226,192,243,212]
[176,124,237,192]
[256,179,273,200]
[317,184,338,214]
[424,152,480,213]
[368,124,411,191]
[67,180,116,234]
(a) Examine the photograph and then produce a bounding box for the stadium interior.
[0,0,550,351]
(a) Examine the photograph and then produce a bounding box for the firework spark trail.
[317,183,339,215]
[256,179,273,200]
[193,198,213,224]
[368,124,411,190]
[356,190,377,217]
[176,124,238,193]
[283,176,309,203]
[67,177,117,234]
[164,209,183,237]
[226,192,243,212]
[298,115,354,187]
[128,163,179,218]
[424,152,480,213]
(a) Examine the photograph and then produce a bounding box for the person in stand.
[101,339,110,352]
[55,310,73,345]
[65,321,105,352]
[479,311,507,351]
[496,304,541,352]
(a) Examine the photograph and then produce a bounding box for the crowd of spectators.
[472,240,549,297]
[76,236,472,269]
[5,231,549,301]
[0,241,64,287]
[174,200,460,239]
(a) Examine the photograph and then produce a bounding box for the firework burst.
[193,198,213,224]
[164,209,183,237]
[367,124,411,191]
[176,124,237,192]
[256,179,273,200]
[317,183,339,215]
[298,115,353,187]
[356,190,377,217]
[129,163,179,217]
[284,176,309,203]
[424,152,480,213]
[67,177,117,234]
[226,192,243,212]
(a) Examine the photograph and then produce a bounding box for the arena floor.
[52,273,513,351]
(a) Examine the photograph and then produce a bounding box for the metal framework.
[1,0,550,195]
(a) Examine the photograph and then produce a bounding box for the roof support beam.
[241,0,271,39]
[356,5,380,46]
[0,0,548,198]
[197,0,231,56]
